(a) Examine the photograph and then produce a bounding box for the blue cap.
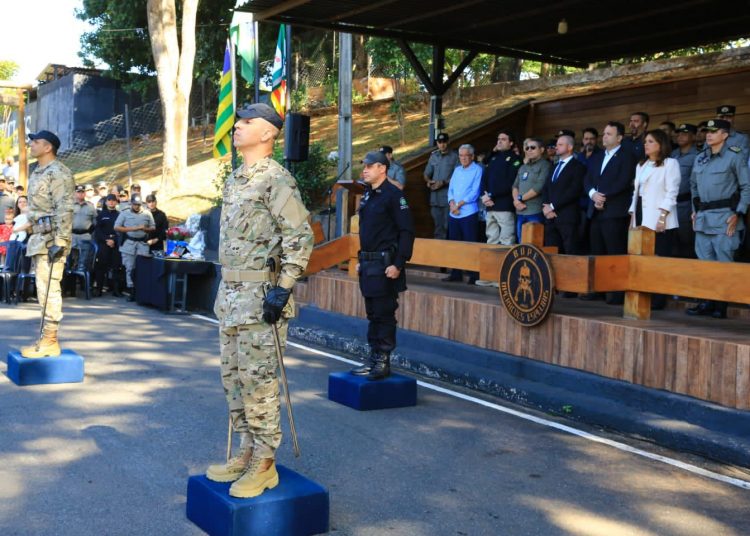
[28,130,61,151]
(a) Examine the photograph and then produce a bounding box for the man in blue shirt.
[445,144,482,284]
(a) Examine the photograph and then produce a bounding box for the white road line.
[191,314,750,491]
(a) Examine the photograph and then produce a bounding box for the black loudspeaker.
[284,113,310,162]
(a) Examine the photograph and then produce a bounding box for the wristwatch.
[517,194,523,202]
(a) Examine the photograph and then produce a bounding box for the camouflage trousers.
[33,253,66,324]
[219,320,288,459]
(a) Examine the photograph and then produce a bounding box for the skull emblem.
[514,262,535,305]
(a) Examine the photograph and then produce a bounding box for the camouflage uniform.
[214,157,313,459]
[26,160,75,326]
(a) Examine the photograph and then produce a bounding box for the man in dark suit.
[542,133,586,255]
[582,121,636,304]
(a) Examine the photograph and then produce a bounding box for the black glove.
[48,245,64,263]
[263,286,291,324]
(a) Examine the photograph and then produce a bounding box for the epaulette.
[729,146,742,153]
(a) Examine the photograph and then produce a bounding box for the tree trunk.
[146,0,199,197]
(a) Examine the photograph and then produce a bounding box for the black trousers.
[590,215,629,303]
[544,218,578,254]
[94,243,121,289]
[365,294,399,353]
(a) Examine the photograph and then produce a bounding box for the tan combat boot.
[206,448,253,483]
[20,325,61,358]
[229,457,279,498]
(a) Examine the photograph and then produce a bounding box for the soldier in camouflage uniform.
[206,104,313,499]
[20,131,75,358]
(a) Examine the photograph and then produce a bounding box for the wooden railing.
[304,222,750,321]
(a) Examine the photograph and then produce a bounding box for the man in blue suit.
[582,121,636,304]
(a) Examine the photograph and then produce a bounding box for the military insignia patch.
[499,244,554,327]
[514,160,521,167]
[506,156,511,161]
[399,197,409,209]
[729,146,742,153]
[522,172,529,180]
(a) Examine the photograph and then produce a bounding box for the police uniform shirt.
[726,129,750,159]
[72,200,97,241]
[690,144,750,234]
[358,179,415,270]
[0,190,13,214]
[424,149,459,206]
[387,160,407,186]
[114,209,155,241]
[513,158,552,215]
[481,149,522,212]
[670,146,698,199]
[94,206,119,243]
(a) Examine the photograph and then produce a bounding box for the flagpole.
[254,20,260,103]
[229,36,238,170]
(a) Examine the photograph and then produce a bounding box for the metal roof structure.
[238,0,750,67]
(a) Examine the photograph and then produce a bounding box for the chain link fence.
[59,84,217,187]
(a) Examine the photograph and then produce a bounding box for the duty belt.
[359,250,394,265]
[126,236,148,243]
[694,193,738,212]
[72,229,90,235]
[221,268,271,283]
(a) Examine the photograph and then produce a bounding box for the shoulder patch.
[729,146,742,153]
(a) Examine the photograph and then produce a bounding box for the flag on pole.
[213,41,234,159]
[271,24,287,120]
[230,11,255,84]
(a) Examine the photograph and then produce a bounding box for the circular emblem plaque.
[499,244,555,327]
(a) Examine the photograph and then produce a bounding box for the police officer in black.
[351,151,415,381]
[93,193,122,297]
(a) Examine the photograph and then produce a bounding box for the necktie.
[552,160,563,182]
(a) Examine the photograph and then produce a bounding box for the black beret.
[236,103,284,130]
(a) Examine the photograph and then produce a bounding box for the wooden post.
[623,226,655,320]
[347,221,359,278]
[17,88,27,191]
[520,221,544,247]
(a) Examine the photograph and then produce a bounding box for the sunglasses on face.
[524,146,540,151]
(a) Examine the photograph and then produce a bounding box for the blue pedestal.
[186,466,329,536]
[5,349,84,386]
[328,371,417,411]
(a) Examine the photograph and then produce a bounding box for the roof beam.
[398,39,437,95]
[255,0,312,21]
[261,15,588,67]
[443,50,479,92]
[558,13,749,58]
[329,0,400,22]
[389,0,486,28]
[448,0,584,34]
[509,0,711,47]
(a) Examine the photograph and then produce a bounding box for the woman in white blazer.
[628,129,681,308]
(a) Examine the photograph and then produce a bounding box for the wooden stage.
[295,269,750,411]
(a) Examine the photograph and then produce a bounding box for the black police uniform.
[93,205,122,296]
[353,178,415,379]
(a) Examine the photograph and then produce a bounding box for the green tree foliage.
[0,60,19,80]
[76,0,236,93]
[0,60,21,159]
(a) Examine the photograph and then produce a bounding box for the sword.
[265,258,301,458]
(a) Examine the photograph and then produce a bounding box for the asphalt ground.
[1,297,749,536]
